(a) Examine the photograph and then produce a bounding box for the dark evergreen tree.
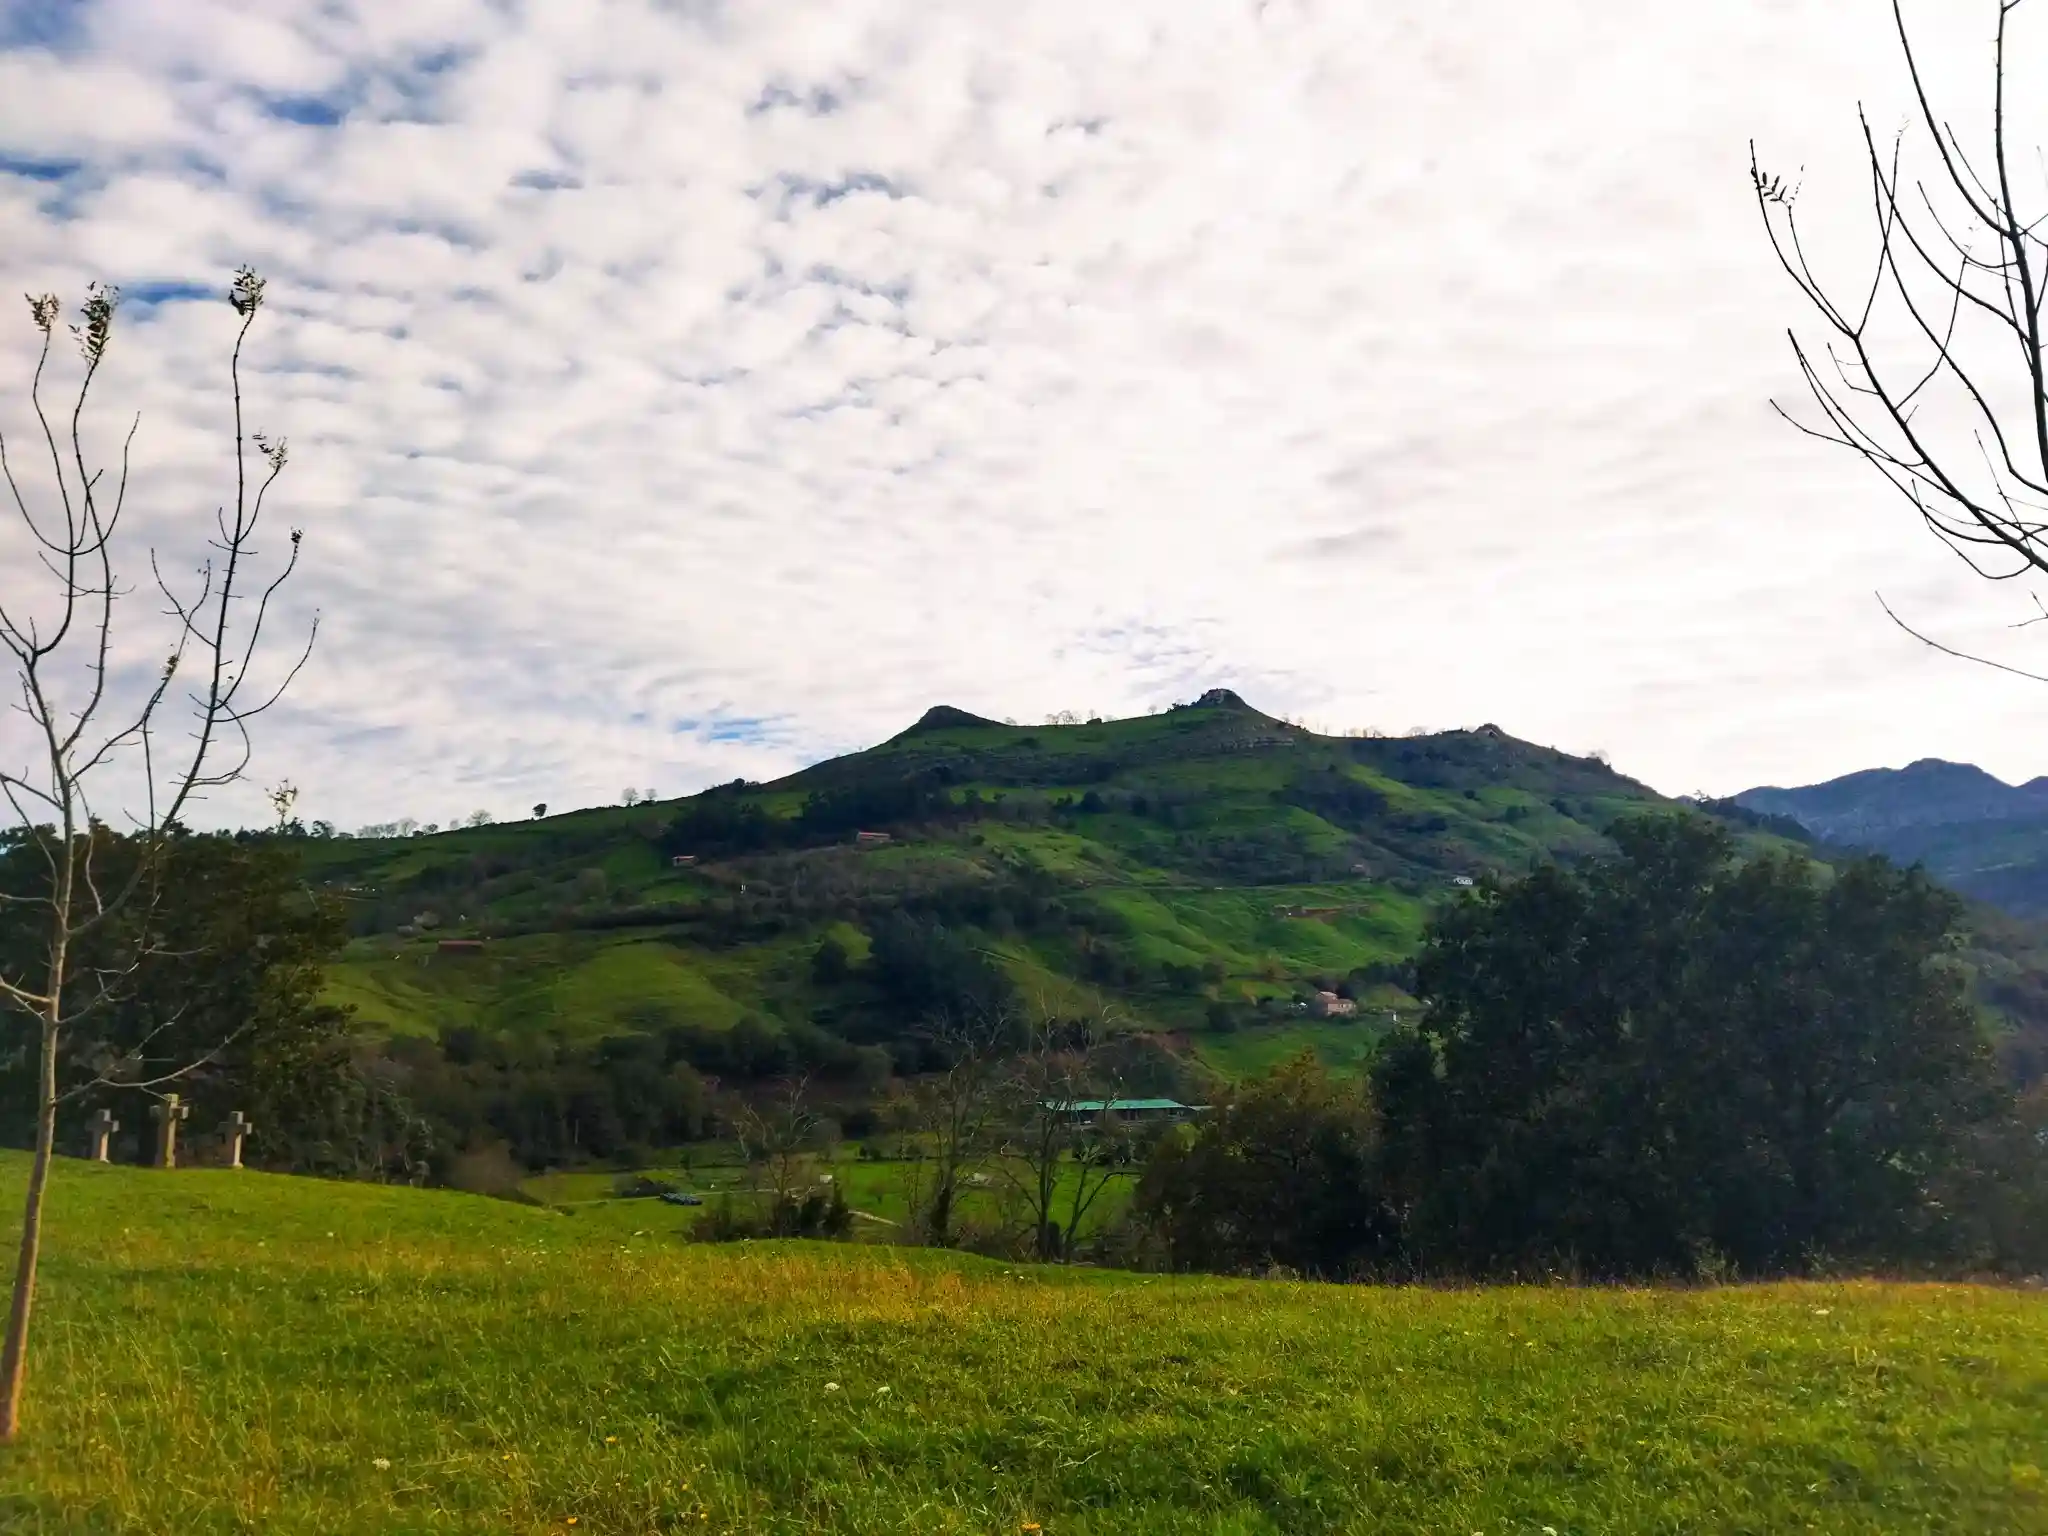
[1375,814,2038,1276]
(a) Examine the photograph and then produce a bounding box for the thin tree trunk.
[929,1170,955,1246]
[0,1008,62,1444]
[1037,1142,1058,1260]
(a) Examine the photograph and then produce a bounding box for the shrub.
[692,1184,853,1243]
[611,1172,677,1199]
[1134,1053,1397,1278]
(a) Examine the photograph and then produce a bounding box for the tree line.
[7,811,2044,1278]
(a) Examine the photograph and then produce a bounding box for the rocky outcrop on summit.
[900,705,1003,734]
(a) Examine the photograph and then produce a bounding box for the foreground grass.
[3,1156,2044,1533]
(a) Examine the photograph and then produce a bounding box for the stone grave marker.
[221,1110,254,1169]
[149,1094,191,1168]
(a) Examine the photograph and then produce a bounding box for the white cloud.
[2,0,2045,831]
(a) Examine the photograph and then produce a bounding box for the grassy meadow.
[299,700,1673,1053]
[514,1152,1140,1246]
[4,1154,2045,1534]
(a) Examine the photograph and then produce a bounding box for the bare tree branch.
[1755,0,2048,676]
[0,269,314,1444]
[1876,591,2048,681]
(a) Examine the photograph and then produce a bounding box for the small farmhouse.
[1311,990,1357,1018]
[854,830,893,848]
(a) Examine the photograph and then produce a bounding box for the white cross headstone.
[222,1111,254,1169]
[149,1094,191,1168]
[87,1108,119,1162]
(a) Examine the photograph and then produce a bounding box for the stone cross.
[87,1108,119,1163]
[149,1094,191,1169]
[222,1111,254,1169]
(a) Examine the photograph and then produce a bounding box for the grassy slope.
[302,701,1689,1072]
[300,696,2048,1082]
[7,1154,2045,1535]
[1193,1021,1385,1078]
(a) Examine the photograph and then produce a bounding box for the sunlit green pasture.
[4,1154,2044,1534]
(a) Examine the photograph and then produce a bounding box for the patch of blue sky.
[0,0,84,49]
[0,154,78,182]
[261,94,348,127]
[127,281,215,307]
[805,264,911,304]
[756,171,906,219]
[708,719,774,743]
[672,716,786,745]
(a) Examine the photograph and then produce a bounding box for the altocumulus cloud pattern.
[0,0,2033,826]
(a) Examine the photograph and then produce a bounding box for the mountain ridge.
[292,698,2048,1131]
[1738,758,2048,835]
[305,696,1661,1062]
[1735,757,2048,916]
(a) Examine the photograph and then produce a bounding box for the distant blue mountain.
[1736,760,2048,916]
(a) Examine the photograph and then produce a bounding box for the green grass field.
[330,932,775,1042]
[4,1154,2045,1534]
[517,1155,1139,1246]
[1193,1021,1386,1078]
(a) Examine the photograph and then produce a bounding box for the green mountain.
[300,690,2047,1089]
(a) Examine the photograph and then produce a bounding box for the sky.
[4,0,2048,831]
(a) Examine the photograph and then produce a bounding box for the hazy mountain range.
[1737,760,2048,917]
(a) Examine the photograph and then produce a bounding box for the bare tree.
[1754,0,2048,672]
[994,1014,1127,1261]
[730,1077,831,1231]
[907,1011,1009,1246]
[0,271,312,1442]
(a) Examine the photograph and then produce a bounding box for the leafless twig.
[1755,0,2048,656]
[0,270,313,1442]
